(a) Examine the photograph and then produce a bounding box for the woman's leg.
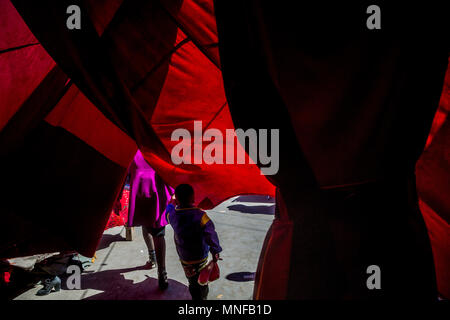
[152,235,166,272]
[142,226,155,252]
[153,233,168,290]
[142,226,156,267]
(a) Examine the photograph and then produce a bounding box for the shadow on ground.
[231,195,274,203]
[96,233,127,251]
[225,272,255,282]
[60,265,190,300]
[227,204,275,215]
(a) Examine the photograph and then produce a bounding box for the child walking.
[165,184,222,300]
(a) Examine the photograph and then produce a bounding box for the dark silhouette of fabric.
[214,1,448,299]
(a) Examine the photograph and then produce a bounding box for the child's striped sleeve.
[201,213,222,254]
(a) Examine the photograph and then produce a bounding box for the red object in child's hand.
[198,259,220,286]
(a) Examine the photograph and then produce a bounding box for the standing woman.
[127,150,173,290]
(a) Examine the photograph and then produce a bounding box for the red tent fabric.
[105,187,129,230]
[214,2,449,299]
[0,0,448,299]
[416,65,450,298]
[0,0,274,260]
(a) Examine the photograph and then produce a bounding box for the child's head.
[175,184,195,207]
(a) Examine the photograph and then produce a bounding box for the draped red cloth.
[0,0,273,260]
[214,2,449,299]
[105,188,129,230]
[0,0,448,299]
[416,63,450,298]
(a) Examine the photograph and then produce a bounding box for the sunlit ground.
[14,195,274,300]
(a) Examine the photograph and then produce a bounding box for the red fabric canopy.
[0,0,274,260]
[214,2,449,299]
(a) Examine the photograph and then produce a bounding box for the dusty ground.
[14,195,274,300]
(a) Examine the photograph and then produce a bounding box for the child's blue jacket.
[166,204,222,264]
